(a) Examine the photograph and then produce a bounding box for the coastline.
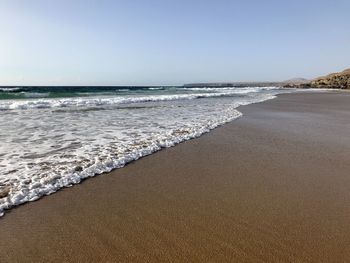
[1,91,350,262]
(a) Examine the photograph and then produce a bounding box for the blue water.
[0,86,208,100]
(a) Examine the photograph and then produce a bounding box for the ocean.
[0,85,290,216]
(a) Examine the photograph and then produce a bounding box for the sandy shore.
[1,91,350,262]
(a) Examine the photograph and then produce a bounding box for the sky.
[0,0,349,86]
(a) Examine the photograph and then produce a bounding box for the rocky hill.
[285,68,350,89]
[310,68,350,89]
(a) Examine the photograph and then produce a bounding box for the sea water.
[0,86,290,216]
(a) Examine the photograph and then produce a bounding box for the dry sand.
[1,92,350,262]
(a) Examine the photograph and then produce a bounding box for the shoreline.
[0,90,272,217]
[1,91,350,262]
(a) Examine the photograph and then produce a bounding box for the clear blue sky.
[0,0,349,85]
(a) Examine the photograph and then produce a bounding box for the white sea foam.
[0,89,274,110]
[0,87,288,216]
[22,92,50,98]
[182,86,278,92]
[148,87,164,90]
[0,87,22,92]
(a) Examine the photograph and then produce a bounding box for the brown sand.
[1,92,350,262]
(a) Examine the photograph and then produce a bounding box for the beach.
[1,91,350,262]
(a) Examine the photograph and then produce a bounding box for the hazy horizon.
[0,0,349,86]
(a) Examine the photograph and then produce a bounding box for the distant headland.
[286,68,350,89]
[185,68,350,89]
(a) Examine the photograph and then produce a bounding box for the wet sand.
[1,92,350,262]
